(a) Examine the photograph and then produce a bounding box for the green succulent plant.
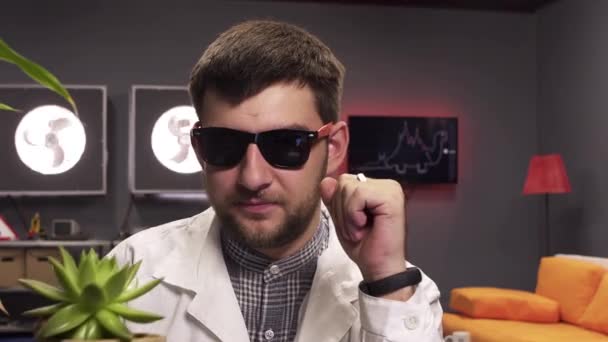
[19,247,163,341]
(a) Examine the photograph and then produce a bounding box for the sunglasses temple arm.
[317,122,334,138]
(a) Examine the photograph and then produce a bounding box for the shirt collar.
[221,211,330,281]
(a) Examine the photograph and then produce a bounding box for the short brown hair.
[189,20,345,124]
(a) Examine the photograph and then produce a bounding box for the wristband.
[360,267,422,297]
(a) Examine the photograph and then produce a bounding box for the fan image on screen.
[150,105,202,174]
[14,105,86,175]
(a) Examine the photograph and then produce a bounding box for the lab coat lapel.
[295,219,361,342]
[153,210,249,341]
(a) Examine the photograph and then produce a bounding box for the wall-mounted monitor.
[348,116,458,184]
[0,85,107,196]
[129,85,204,194]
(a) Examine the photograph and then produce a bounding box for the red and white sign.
[0,216,18,240]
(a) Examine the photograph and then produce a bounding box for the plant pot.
[62,334,165,342]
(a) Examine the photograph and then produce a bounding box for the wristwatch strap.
[360,267,422,297]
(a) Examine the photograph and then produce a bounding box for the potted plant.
[19,247,164,341]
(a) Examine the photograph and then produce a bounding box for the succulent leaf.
[22,303,66,317]
[48,256,80,299]
[18,279,70,302]
[70,318,103,340]
[97,257,118,285]
[88,248,99,265]
[78,252,97,288]
[96,309,132,341]
[110,257,118,270]
[107,303,163,323]
[59,247,80,283]
[39,304,91,338]
[78,249,87,270]
[104,265,130,301]
[125,260,142,288]
[115,278,162,303]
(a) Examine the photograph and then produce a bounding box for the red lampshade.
[523,154,571,195]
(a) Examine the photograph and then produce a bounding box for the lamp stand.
[541,193,550,257]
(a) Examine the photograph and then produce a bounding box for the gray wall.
[538,0,608,257]
[0,0,540,308]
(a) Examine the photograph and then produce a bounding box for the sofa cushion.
[535,256,606,324]
[443,313,608,342]
[579,273,608,334]
[450,287,559,323]
[555,254,608,269]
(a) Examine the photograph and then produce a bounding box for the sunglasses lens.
[198,128,250,167]
[194,127,316,169]
[259,130,311,168]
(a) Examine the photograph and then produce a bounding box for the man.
[110,20,443,341]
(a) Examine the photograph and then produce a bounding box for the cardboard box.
[25,248,61,287]
[0,249,25,287]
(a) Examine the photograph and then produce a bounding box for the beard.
[215,186,321,250]
[208,147,329,250]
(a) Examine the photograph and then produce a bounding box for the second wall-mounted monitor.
[129,85,204,194]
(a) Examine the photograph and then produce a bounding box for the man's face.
[198,82,328,250]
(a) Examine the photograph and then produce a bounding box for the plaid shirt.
[222,212,330,342]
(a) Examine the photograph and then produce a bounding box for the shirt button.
[269,265,280,275]
[264,329,275,340]
[404,315,419,330]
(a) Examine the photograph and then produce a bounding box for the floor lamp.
[522,154,571,257]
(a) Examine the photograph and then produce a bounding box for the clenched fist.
[320,174,408,284]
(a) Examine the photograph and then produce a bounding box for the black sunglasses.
[190,122,333,169]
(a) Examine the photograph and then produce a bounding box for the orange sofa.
[443,255,608,342]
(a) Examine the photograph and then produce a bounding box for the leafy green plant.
[0,38,77,114]
[19,247,163,341]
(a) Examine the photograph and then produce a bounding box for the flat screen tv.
[348,116,458,184]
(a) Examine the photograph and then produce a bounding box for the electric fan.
[14,105,86,175]
[150,105,201,174]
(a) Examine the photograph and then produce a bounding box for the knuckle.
[338,173,352,185]
[387,179,402,188]
[351,186,364,201]
[383,180,405,204]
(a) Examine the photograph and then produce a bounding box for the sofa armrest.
[450,287,560,323]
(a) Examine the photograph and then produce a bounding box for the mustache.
[230,188,282,204]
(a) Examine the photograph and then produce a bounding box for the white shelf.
[0,240,112,248]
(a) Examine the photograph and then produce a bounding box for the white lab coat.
[109,206,443,342]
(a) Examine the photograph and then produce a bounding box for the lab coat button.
[404,315,419,330]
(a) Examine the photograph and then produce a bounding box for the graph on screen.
[348,116,458,184]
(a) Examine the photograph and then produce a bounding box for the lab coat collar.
[152,205,361,341]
